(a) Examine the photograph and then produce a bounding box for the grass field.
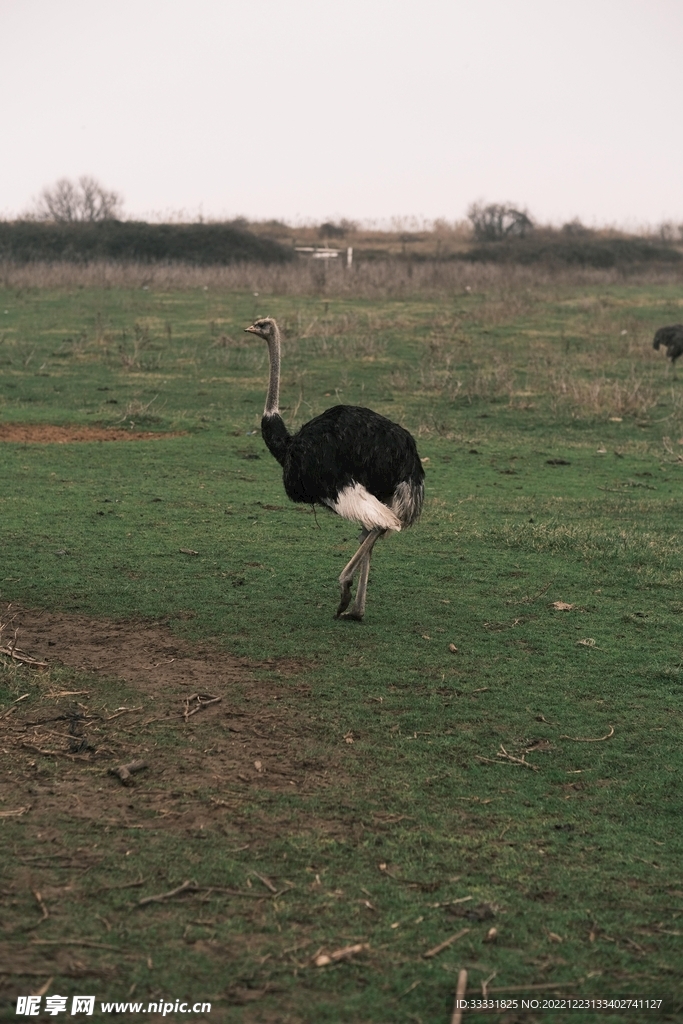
[1,269,683,1023]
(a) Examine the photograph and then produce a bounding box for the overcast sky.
[2,0,682,227]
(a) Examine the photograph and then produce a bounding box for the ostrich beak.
[244,325,259,335]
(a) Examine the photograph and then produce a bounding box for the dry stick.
[451,969,468,1024]
[0,645,48,669]
[399,980,421,998]
[252,872,278,894]
[106,706,144,721]
[497,745,538,770]
[474,751,537,772]
[204,886,291,900]
[560,726,614,742]
[98,877,145,892]
[141,883,290,905]
[31,977,54,999]
[183,695,221,721]
[314,943,369,967]
[108,760,149,786]
[481,969,497,998]
[423,928,470,959]
[138,880,198,906]
[0,806,29,819]
[32,889,49,922]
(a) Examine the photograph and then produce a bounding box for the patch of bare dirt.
[0,424,183,443]
[1,603,332,838]
[0,607,350,1006]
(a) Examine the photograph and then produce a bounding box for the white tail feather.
[325,483,402,532]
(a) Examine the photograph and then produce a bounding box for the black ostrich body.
[245,317,424,620]
[653,324,683,366]
[261,405,424,526]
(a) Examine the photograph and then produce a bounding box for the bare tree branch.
[33,176,123,222]
[468,202,533,242]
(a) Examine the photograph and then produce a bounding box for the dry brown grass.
[546,371,658,419]
[3,257,683,426]
[2,257,682,300]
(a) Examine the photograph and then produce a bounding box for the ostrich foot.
[335,580,353,616]
[336,608,364,622]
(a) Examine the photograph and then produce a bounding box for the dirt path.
[1,603,327,836]
[0,424,181,443]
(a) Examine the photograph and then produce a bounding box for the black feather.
[261,405,424,524]
[653,324,683,363]
[260,413,291,466]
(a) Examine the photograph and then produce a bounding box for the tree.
[467,202,533,242]
[33,176,123,222]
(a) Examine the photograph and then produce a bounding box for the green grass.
[1,279,683,1023]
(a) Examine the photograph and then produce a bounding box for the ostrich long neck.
[264,325,281,416]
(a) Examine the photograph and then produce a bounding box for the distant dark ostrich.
[244,318,424,620]
[653,324,683,374]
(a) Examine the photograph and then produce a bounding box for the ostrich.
[653,324,683,374]
[244,317,424,620]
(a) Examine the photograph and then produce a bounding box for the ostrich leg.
[339,548,373,621]
[335,528,384,618]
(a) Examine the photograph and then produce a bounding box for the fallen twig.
[106,706,144,721]
[251,872,278,894]
[314,942,369,967]
[108,760,149,786]
[203,887,285,900]
[560,726,614,742]
[481,969,497,995]
[0,806,30,819]
[31,977,54,999]
[497,745,538,770]
[183,694,221,721]
[451,968,468,1024]
[423,928,470,959]
[430,896,472,909]
[475,746,538,771]
[98,877,145,892]
[399,980,421,998]
[137,882,281,905]
[138,880,199,906]
[32,889,49,922]
[0,644,47,669]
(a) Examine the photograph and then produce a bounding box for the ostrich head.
[245,317,278,341]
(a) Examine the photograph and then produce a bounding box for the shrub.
[0,220,293,265]
[465,231,682,268]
